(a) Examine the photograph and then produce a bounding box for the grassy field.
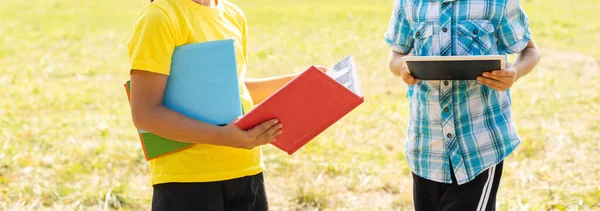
[1,0,599,210]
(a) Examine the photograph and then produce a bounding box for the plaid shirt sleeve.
[384,0,413,54]
[496,0,531,54]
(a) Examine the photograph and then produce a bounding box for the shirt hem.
[409,136,521,185]
[455,137,521,185]
[151,166,264,185]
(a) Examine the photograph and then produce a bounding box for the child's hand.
[220,118,283,149]
[477,65,519,91]
[398,63,420,85]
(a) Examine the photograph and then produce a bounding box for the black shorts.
[412,161,504,211]
[151,173,268,211]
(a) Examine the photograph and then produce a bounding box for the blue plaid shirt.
[385,0,531,184]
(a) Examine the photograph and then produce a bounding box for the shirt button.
[444,107,449,112]
[444,81,449,86]
[447,133,453,138]
[415,31,421,37]
[473,29,479,35]
[442,27,448,33]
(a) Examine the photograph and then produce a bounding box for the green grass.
[1,0,599,210]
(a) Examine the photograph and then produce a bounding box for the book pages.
[326,55,362,97]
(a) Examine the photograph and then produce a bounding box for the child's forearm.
[245,74,298,104]
[133,104,234,146]
[513,39,541,80]
[130,70,285,149]
[388,50,411,76]
[129,70,238,147]
[245,66,330,104]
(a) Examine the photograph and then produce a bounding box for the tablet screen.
[402,56,505,80]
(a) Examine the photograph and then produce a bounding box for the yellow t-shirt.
[126,0,262,185]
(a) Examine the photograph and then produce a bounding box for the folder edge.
[123,81,194,161]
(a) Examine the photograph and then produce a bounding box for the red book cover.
[235,55,364,155]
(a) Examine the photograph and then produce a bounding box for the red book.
[235,55,364,155]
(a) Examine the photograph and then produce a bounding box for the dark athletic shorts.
[151,173,268,211]
[412,161,504,211]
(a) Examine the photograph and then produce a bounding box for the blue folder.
[125,39,243,160]
[164,39,243,125]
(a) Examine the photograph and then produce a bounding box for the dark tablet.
[401,56,506,80]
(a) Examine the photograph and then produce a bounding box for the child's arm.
[245,66,328,104]
[385,0,417,85]
[512,39,541,79]
[130,70,283,149]
[388,50,419,85]
[477,39,540,91]
[478,0,541,91]
[245,74,297,104]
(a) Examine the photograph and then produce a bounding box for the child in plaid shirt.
[385,0,540,210]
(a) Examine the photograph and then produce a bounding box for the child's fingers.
[484,72,513,78]
[492,70,515,77]
[257,126,282,145]
[263,122,283,136]
[405,76,419,85]
[486,84,506,91]
[400,68,419,84]
[478,76,505,88]
[478,77,508,91]
[482,72,516,87]
[482,72,510,82]
[478,79,500,90]
[400,69,412,80]
[248,119,279,137]
[265,123,283,137]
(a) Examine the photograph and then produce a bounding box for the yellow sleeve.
[126,5,175,75]
[238,11,248,65]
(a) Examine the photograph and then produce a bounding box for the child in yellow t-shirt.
[126,0,327,210]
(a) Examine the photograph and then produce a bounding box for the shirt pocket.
[410,21,435,56]
[456,19,496,56]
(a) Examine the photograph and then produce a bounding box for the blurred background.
[0,0,599,210]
